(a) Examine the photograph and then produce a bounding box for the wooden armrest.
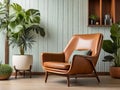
[41,52,65,62]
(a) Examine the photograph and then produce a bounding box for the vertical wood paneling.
[68,0,73,40]
[57,0,64,52]
[3,0,111,72]
[63,0,69,48]
[0,31,5,63]
[30,0,39,72]
[78,0,84,34]
[83,0,89,34]
[73,0,79,34]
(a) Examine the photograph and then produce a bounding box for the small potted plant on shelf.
[7,3,45,72]
[102,22,120,78]
[0,60,13,80]
[89,14,97,25]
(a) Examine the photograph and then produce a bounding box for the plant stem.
[20,46,24,55]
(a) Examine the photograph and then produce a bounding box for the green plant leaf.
[26,25,45,37]
[102,40,114,54]
[111,24,120,38]
[102,55,114,62]
[89,14,97,20]
[10,3,22,12]
[8,22,23,33]
[26,9,40,23]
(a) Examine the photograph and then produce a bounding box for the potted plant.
[6,3,45,71]
[0,60,13,80]
[89,14,97,25]
[102,22,120,78]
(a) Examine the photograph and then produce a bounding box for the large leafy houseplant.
[8,3,45,55]
[102,23,120,67]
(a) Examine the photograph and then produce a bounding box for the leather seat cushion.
[44,62,70,70]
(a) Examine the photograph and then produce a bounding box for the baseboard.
[12,72,110,76]
[97,72,109,75]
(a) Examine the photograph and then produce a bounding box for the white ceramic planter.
[12,55,33,70]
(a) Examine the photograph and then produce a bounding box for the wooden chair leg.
[75,75,77,80]
[67,75,70,87]
[14,66,18,79]
[88,60,100,83]
[29,70,32,78]
[15,70,18,79]
[23,71,25,78]
[45,72,48,83]
[92,65,100,83]
[29,65,32,78]
[93,68,100,83]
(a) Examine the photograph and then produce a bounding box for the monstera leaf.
[26,9,40,24]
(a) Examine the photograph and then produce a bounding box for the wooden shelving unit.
[88,0,120,27]
[88,25,111,27]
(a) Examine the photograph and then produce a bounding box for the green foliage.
[102,23,120,67]
[0,3,45,55]
[0,2,45,55]
[0,64,13,75]
[89,14,97,20]
[0,0,9,31]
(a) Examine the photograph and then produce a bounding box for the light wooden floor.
[0,75,120,90]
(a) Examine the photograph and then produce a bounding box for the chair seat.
[44,62,70,70]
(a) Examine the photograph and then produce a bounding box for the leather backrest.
[64,33,103,63]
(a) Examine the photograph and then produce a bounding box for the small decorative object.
[96,21,99,25]
[104,14,112,25]
[102,22,120,78]
[89,14,97,25]
[0,61,13,80]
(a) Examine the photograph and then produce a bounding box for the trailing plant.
[102,22,120,67]
[7,3,45,55]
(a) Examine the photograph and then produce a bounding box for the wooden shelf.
[88,0,120,27]
[88,25,111,27]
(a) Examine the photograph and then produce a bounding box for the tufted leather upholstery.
[41,33,103,86]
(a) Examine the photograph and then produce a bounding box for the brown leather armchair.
[41,33,103,86]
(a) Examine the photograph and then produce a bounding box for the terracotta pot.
[0,74,11,80]
[12,55,33,70]
[110,66,120,78]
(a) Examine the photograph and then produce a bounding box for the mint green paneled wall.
[0,31,5,63]
[1,0,110,72]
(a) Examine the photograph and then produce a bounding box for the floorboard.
[0,75,120,90]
